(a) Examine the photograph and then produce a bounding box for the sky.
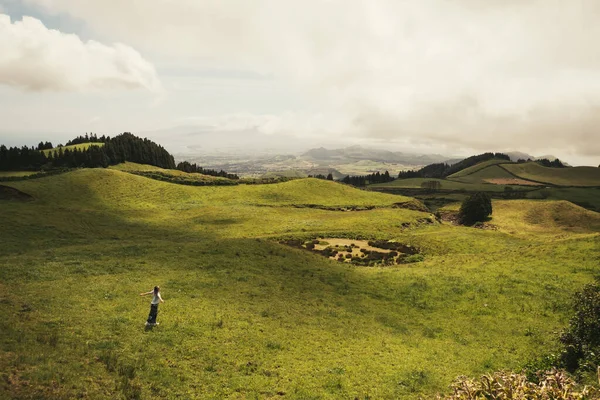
[0,0,599,165]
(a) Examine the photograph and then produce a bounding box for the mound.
[524,201,600,232]
[0,185,33,202]
[491,199,600,234]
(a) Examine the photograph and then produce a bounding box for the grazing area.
[1,168,599,399]
[502,163,600,187]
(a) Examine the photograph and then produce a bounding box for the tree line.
[176,161,239,180]
[340,171,393,187]
[397,152,511,179]
[0,132,175,171]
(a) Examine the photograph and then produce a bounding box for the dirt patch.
[484,178,542,186]
[280,238,422,266]
[0,185,34,202]
[391,200,429,212]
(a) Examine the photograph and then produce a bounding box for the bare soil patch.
[280,238,423,266]
[484,178,541,186]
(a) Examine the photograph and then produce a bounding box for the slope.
[502,162,600,187]
[447,159,514,179]
[41,142,105,155]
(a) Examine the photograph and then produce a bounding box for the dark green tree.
[458,192,492,225]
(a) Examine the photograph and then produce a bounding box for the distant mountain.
[300,145,449,165]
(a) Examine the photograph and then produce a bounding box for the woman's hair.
[154,286,160,294]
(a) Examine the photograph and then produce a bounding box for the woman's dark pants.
[147,304,158,324]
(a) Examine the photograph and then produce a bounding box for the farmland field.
[1,168,599,399]
[502,163,600,187]
[370,177,533,192]
[446,159,513,179]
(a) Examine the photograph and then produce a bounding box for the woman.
[140,286,164,326]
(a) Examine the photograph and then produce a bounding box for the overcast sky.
[0,0,599,165]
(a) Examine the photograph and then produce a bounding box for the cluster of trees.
[340,171,393,186]
[36,142,54,150]
[535,158,566,168]
[176,161,239,180]
[0,133,175,171]
[398,153,511,179]
[65,133,108,146]
[309,173,334,180]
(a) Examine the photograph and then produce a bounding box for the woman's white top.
[151,292,162,305]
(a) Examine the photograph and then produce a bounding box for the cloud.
[0,13,160,91]
[18,1,600,159]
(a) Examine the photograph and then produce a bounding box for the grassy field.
[110,162,235,185]
[1,168,599,399]
[447,159,513,179]
[0,171,38,178]
[448,165,524,184]
[502,163,600,187]
[42,142,105,156]
[370,177,532,192]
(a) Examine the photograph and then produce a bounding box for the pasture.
[1,168,599,399]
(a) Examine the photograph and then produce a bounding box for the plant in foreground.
[437,369,599,400]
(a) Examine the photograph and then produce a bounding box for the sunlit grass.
[1,168,598,399]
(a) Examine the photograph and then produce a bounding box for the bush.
[437,369,598,399]
[458,192,492,225]
[560,280,600,373]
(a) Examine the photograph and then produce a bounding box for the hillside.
[502,162,600,187]
[447,159,514,179]
[41,142,104,155]
[1,168,599,398]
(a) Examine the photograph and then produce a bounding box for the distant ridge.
[301,145,449,165]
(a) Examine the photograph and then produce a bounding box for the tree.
[458,192,492,225]
[326,173,333,181]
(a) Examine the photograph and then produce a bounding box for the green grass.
[42,142,105,155]
[0,171,38,178]
[447,159,514,179]
[111,162,236,185]
[449,165,529,184]
[370,177,532,192]
[525,187,600,212]
[502,163,600,187]
[1,167,599,399]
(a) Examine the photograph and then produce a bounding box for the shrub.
[458,192,492,225]
[560,280,600,373]
[437,369,598,399]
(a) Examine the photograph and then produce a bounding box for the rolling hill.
[1,166,599,398]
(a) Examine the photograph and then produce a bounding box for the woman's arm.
[140,291,153,296]
[159,293,165,303]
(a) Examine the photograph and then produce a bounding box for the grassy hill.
[110,162,236,185]
[41,142,105,155]
[502,163,600,187]
[1,168,599,398]
[447,159,514,179]
[0,171,38,178]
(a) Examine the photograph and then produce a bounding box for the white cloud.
[14,1,600,160]
[0,13,160,91]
